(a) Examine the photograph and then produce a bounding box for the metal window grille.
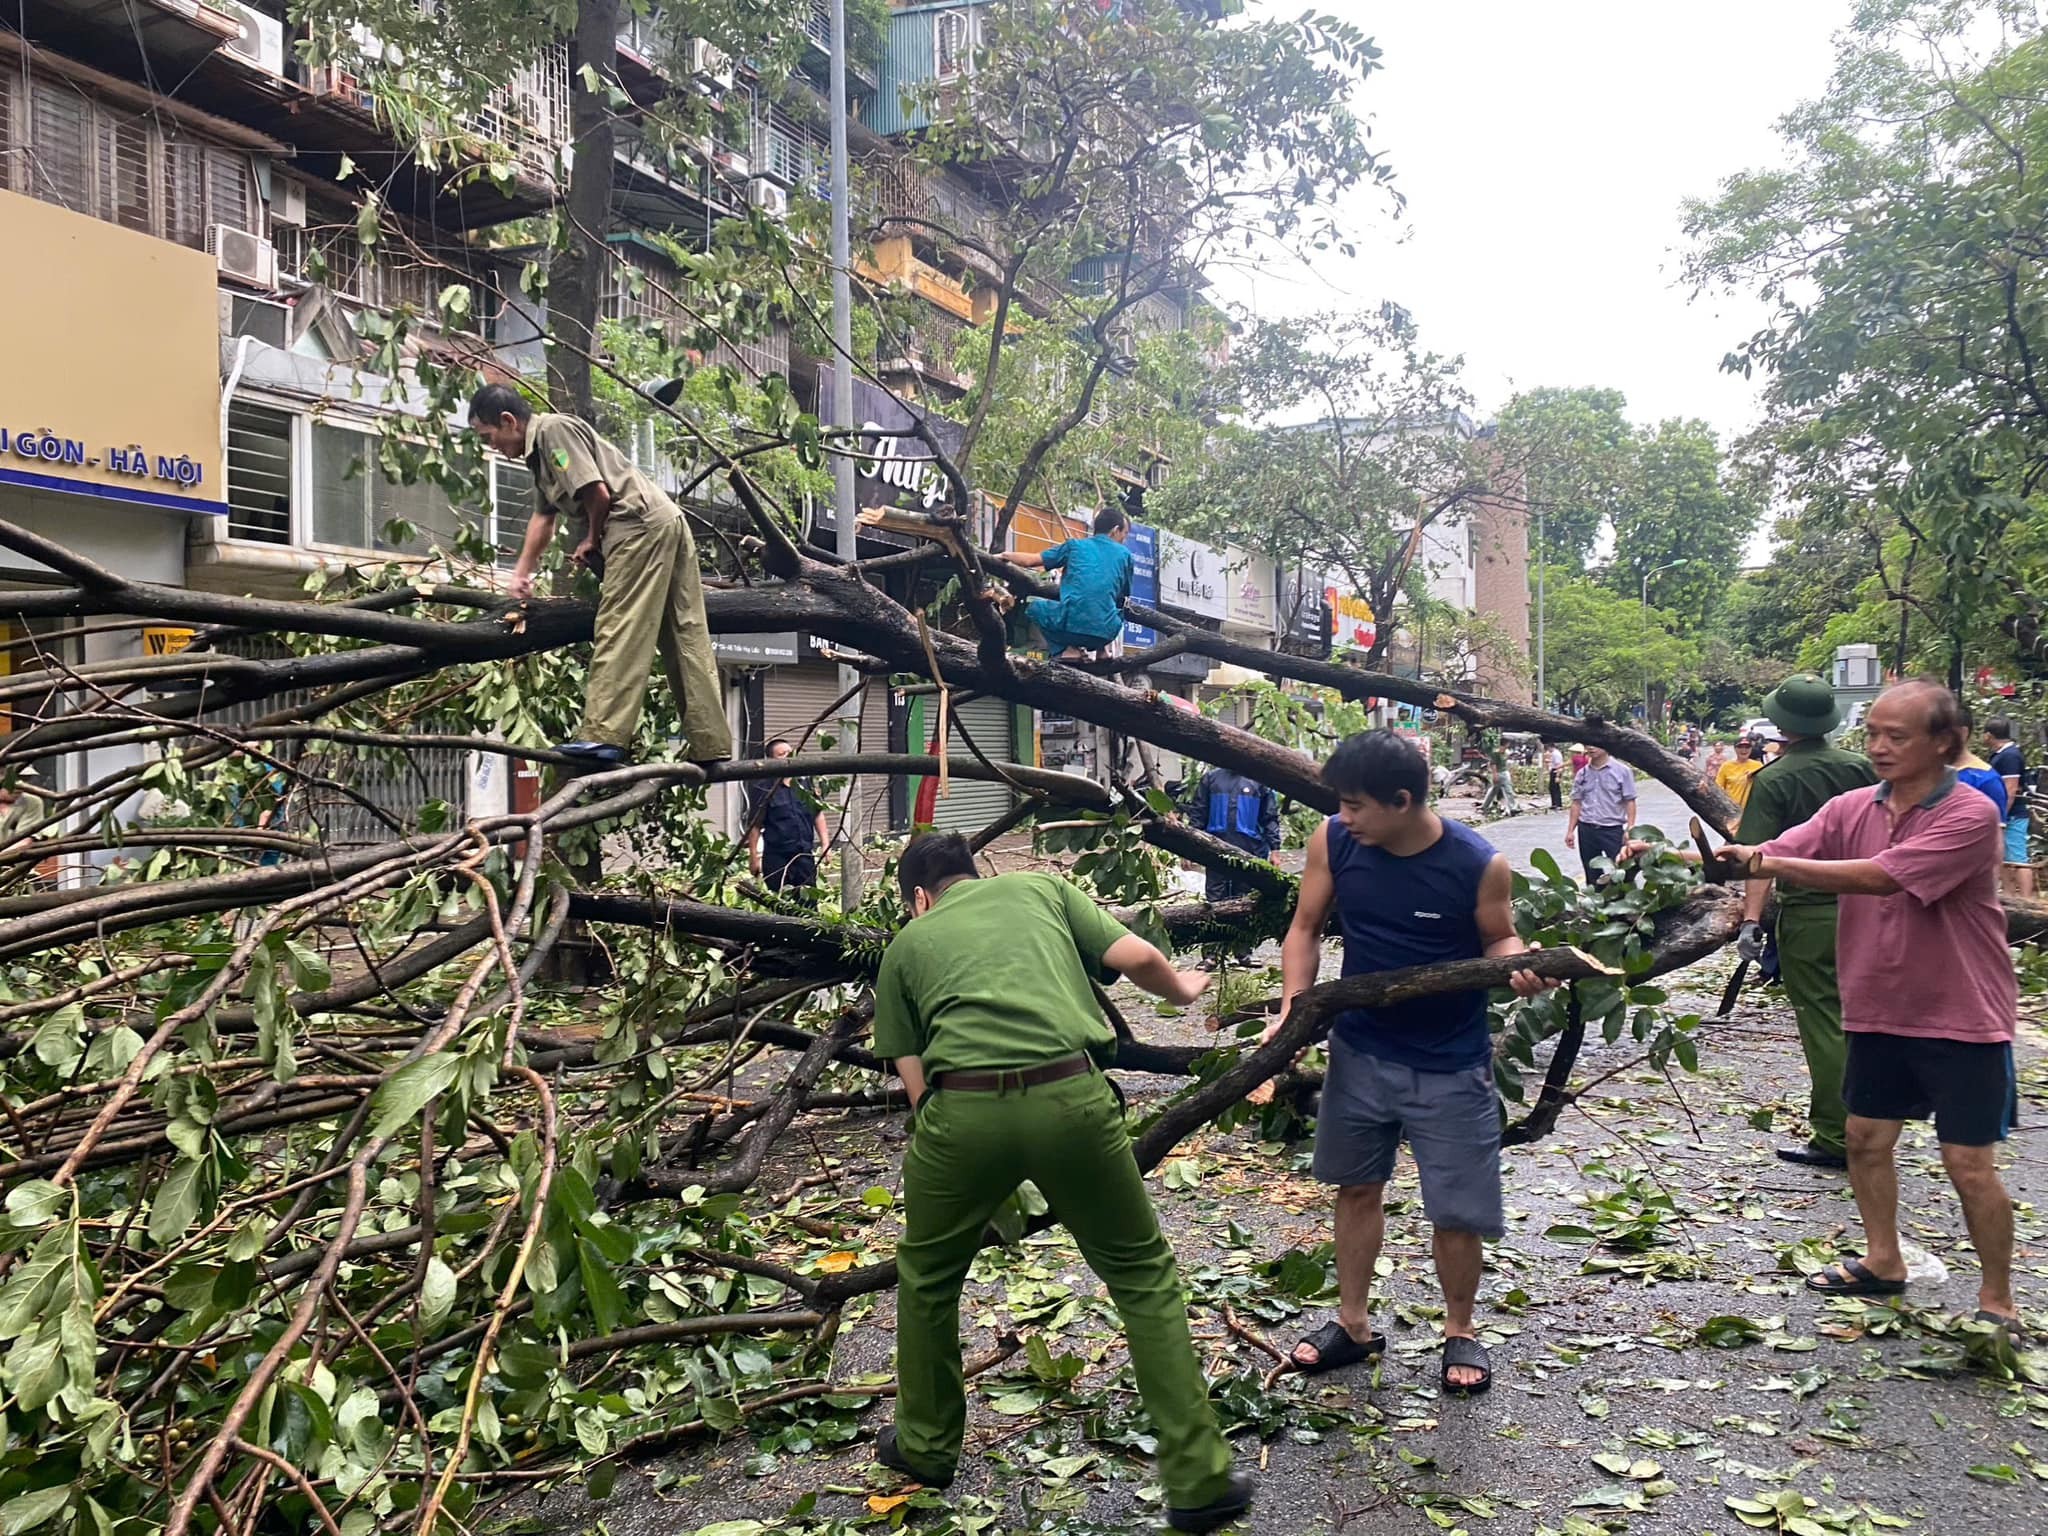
[26,78,92,212]
[2,74,256,248]
[225,404,293,544]
[935,10,972,81]
[491,460,533,564]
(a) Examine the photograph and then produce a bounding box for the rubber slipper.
[1441,1334,1492,1395]
[1290,1318,1386,1376]
[1803,1256,1906,1296]
[1974,1309,2031,1344]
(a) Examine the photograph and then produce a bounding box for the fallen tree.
[2,484,2041,1536]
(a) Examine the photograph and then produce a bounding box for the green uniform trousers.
[580,500,733,759]
[1775,902,1848,1154]
[896,1071,1233,1506]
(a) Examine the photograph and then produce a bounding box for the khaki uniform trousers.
[580,499,732,759]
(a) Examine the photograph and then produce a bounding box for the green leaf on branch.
[368,1052,463,1141]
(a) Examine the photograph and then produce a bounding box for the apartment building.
[0,0,1246,844]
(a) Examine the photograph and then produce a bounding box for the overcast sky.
[1213,0,1857,446]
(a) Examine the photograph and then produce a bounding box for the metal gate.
[914,693,1014,835]
[759,663,892,841]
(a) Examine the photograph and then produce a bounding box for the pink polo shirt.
[1762,774,2014,1044]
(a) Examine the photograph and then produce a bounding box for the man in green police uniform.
[872,832,1255,1532]
[1735,673,1877,1168]
[469,384,732,768]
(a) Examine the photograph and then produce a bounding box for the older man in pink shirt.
[1714,680,2022,1339]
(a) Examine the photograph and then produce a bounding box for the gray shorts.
[1312,1033,1505,1239]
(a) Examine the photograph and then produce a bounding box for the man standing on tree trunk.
[872,833,1254,1532]
[1735,673,1876,1170]
[1711,682,2022,1340]
[469,384,733,769]
[1264,731,1557,1396]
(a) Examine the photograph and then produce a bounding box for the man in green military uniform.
[872,832,1254,1532]
[1735,674,1877,1168]
[469,384,732,768]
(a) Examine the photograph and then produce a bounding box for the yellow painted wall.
[0,191,223,514]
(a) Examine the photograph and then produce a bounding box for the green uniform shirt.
[872,872,1132,1076]
[522,412,670,535]
[1735,738,1878,907]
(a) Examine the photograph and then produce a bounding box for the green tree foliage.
[1496,385,1636,573]
[1150,305,1492,664]
[1538,566,1700,717]
[1684,0,2048,686]
[1605,418,1760,635]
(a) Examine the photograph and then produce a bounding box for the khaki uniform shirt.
[0,791,47,846]
[872,872,1131,1077]
[521,412,671,539]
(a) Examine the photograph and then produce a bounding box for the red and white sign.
[1328,588,1376,652]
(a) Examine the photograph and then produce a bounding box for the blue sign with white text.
[1123,522,1158,649]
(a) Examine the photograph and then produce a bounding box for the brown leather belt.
[931,1053,1093,1093]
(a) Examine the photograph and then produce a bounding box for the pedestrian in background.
[1713,682,2023,1339]
[871,834,1255,1532]
[1716,736,1764,810]
[745,738,831,903]
[1545,742,1566,811]
[1564,742,1637,881]
[0,767,46,851]
[469,384,733,769]
[1952,707,2009,822]
[1984,716,2034,897]
[1734,673,1877,1169]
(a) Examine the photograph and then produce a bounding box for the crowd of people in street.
[869,675,2032,1525]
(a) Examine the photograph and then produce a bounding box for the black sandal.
[1803,1257,1906,1297]
[1441,1335,1492,1395]
[1290,1319,1386,1375]
[1974,1309,2031,1345]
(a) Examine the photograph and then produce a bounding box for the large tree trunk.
[549,0,623,419]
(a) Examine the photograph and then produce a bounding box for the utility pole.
[1640,558,1686,735]
[828,0,862,909]
[1534,504,1545,710]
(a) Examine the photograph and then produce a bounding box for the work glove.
[1737,921,1766,963]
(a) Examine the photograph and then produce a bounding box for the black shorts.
[1843,1031,2017,1147]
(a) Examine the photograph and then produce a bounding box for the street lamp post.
[1640,558,1687,734]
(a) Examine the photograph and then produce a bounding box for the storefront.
[1,193,223,859]
[904,691,1022,834]
[741,642,899,845]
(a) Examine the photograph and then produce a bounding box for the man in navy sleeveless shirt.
[1266,731,1556,1395]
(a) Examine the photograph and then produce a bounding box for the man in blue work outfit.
[1185,764,1284,902]
[998,506,1135,658]
[1261,731,1556,1396]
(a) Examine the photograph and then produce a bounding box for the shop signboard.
[813,370,967,541]
[711,631,801,664]
[1328,587,1377,654]
[0,192,224,516]
[1122,522,1158,648]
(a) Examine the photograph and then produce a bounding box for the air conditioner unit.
[747,179,788,218]
[687,39,734,91]
[710,147,750,181]
[219,2,285,78]
[269,179,306,227]
[207,224,277,289]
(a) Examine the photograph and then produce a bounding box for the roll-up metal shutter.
[926,694,1015,835]
[760,664,893,842]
